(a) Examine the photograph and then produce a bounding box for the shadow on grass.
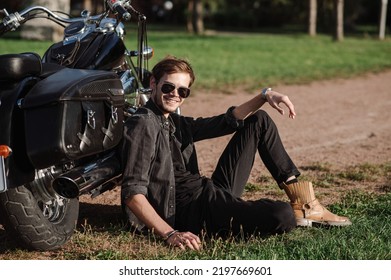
[0,202,125,253]
[77,202,124,231]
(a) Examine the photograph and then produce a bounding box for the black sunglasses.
[160,82,191,98]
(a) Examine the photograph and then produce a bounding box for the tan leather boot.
[281,181,352,227]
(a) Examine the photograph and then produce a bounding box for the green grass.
[146,31,391,91]
[38,191,391,260]
[0,38,52,57]
[1,30,391,91]
[1,162,390,259]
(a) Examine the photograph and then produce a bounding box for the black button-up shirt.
[121,99,243,230]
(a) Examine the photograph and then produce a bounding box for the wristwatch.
[261,87,272,100]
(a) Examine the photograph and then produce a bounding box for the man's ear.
[149,76,157,100]
[150,76,156,89]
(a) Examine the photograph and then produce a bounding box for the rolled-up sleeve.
[224,106,244,129]
[121,113,157,201]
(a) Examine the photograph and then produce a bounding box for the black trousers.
[176,110,300,237]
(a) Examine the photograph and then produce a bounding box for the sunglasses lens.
[161,83,175,94]
[161,83,191,98]
[178,88,190,98]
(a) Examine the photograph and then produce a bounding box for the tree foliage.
[1,0,388,36]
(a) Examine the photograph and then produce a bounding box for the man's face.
[151,72,191,117]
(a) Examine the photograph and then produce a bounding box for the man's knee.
[254,109,272,122]
[246,110,275,131]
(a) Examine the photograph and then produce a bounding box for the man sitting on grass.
[120,56,351,251]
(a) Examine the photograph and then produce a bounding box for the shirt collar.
[145,99,176,134]
[145,99,165,118]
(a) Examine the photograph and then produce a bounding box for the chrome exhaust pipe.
[52,153,120,199]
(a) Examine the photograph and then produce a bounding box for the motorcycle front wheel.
[0,168,79,251]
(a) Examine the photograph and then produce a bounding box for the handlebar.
[0,0,135,34]
[107,0,132,21]
[18,6,104,24]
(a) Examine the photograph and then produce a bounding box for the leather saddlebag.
[22,67,125,169]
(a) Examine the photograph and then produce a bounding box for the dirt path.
[182,70,391,182]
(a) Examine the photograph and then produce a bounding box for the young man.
[121,56,351,251]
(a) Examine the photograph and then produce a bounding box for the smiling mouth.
[164,96,180,104]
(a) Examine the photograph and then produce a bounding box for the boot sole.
[296,218,352,227]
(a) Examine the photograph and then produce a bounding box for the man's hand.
[266,90,296,119]
[126,195,202,250]
[166,231,202,251]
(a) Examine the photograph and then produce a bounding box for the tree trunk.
[309,0,317,36]
[187,0,194,33]
[84,0,92,13]
[20,0,70,41]
[194,0,204,34]
[187,0,204,35]
[334,0,344,41]
[379,0,388,40]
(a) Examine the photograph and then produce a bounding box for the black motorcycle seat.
[0,52,42,81]
[0,52,65,82]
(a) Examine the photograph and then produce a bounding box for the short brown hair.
[151,56,195,87]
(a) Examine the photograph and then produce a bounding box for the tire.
[0,169,79,251]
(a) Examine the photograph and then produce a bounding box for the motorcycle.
[0,0,153,251]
